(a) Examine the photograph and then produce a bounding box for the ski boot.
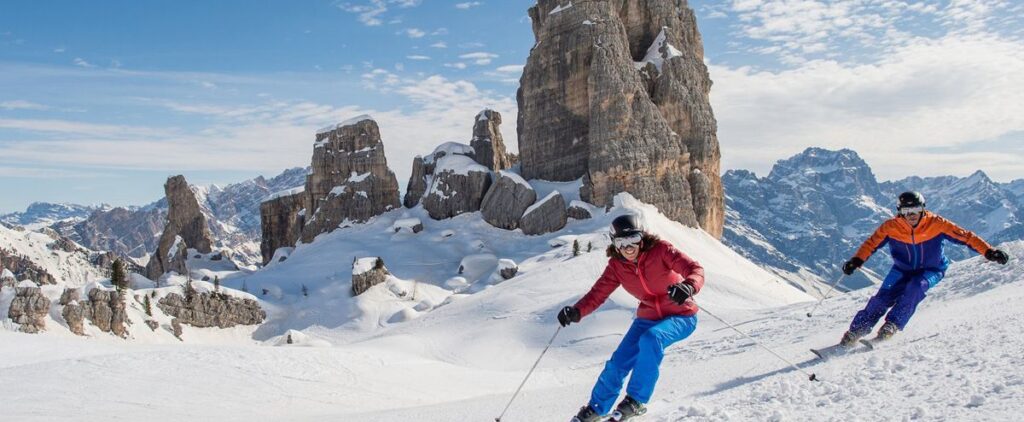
[839,329,866,347]
[876,321,898,341]
[571,405,605,422]
[610,396,646,421]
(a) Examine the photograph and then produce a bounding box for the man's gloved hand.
[842,257,864,275]
[667,282,694,305]
[985,249,1009,265]
[558,306,581,327]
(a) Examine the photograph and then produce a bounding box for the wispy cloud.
[430,42,448,48]
[459,52,498,65]
[339,0,423,26]
[455,2,482,10]
[0,118,169,138]
[403,28,426,38]
[53,46,66,53]
[444,62,468,69]
[72,57,95,68]
[0,100,50,111]
[406,55,431,60]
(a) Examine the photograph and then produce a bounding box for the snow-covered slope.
[0,224,105,287]
[1,218,1019,420]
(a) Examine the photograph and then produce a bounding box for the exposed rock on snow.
[422,154,492,220]
[497,259,518,280]
[8,284,49,333]
[566,200,594,220]
[146,176,216,279]
[520,191,567,235]
[86,288,128,337]
[481,171,537,230]
[390,218,423,234]
[157,289,265,329]
[352,257,389,296]
[469,109,513,171]
[259,190,305,265]
[519,0,724,237]
[404,155,430,208]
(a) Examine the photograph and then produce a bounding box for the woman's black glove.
[667,282,694,305]
[842,257,864,275]
[985,249,1009,265]
[558,306,581,327]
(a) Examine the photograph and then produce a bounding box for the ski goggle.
[612,233,643,249]
[898,206,924,216]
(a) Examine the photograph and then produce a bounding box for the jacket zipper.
[633,256,662,319]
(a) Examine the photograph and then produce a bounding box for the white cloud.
[455,2,482,9]
[711,32,1024,182]
[493,64,524,74]
[0,118,169,138]
[73,57,95,68]
[459,52,499,65]
[0,100,50,111]
[340,0,423,26]
[444,62,468,69]
[53,47,66,53]
[430,42,448,48]
[403,28,426,38]
[431,28,449,36]
[406,55,431,60]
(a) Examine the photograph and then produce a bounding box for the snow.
[424,142,476,165]
[352,257,380,275]
[1,268,14,279]
[496,170,531,189]
[583,19,594,25]
[328,185,348,197]
[262,186,304,203]
[433,153,489,176]
[523,190,561,217]
[10,196,1024,421]
[317,114,375,134]
[549,1,572,15]
[529,177,582,204]
[635,26,684,73]
[0,223,105,288]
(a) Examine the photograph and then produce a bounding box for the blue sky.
[1,0,1023,213]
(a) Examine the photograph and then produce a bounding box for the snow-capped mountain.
[725,148,1024,296]
[1,202,106,230]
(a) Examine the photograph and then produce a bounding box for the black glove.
[985,249,1009,265]
[557,306,581,327]
[667,282,694,305]
[842,257,864,275]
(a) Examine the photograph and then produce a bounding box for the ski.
[809,343,860,360]
[858,337,889,350]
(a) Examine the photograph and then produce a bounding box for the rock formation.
[518,0,724,237]
[422,154,493,220]
[146,175,216,279]
[59,288,86,335]
[520,191,568,235]
[567,200,594,220]
[480,171,537,230]
[8,283,50,333]
[157,290,264,329]
[259,117,401,264]
[352,257,389,296]
[86,288,128,337]
[403,156,430,208]
[0,248,57,285]
[470,109,513,171]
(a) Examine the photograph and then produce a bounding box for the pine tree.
[143,295,153,316]
[587,242,593,253]
[214,276,220,292]
[111,259,128,291]
[184,278,196,300]
[286,333,293,345]
[301,284,308,297]
[573,239,580,257]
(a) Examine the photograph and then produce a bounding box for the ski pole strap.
[700,305,819,382]
[806,274,846,317]
[495,326,562,422]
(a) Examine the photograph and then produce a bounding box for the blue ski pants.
[849,268,943,333]
[588,314,698,415]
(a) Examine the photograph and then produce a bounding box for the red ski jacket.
[574,239,705,321]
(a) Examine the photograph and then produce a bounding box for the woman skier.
[559,214,705,422]
[838,191,1010,345]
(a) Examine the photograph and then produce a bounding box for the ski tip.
[806,312,813,318]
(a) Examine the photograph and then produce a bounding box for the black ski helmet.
[897,191,925,210]
[610,214,643,238]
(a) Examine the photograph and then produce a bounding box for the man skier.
[839,191,1009,346]
[559,214,704,422]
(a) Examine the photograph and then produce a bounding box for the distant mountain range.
[724,148,1023,296]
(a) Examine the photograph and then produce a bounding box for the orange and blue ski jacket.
[854,211,991,272]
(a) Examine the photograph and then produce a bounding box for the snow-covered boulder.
[567,200,595,220]
[0,268,15,288]
[481,171,537,230]
[422,154,493,220]
[390,218,424,234]
[352,257,389,296]
[520,191,567,235]
[156,286,265,329]
[497,259,518,280]
[87,287,128,337]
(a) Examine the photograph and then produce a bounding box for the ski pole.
[495,326,562,422]
[700,304,819,382]
[805,274,846,318]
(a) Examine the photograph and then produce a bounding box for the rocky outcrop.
[157,291,265,328]
[86,288,128,337]
[8,284,50,333]
[481,171,537,230]
[259,117,401,264]
[0,248,57,285]
[56,206,166,260]
[259,190,305,265]
[351,257,389,296]
[567,200,594,220]
[403,156,429,208]
[0,268,15,288]
[518,0,724,238]
[422,155,493,220]
[59,288,85,336]
[301,117,401,242]
[470,109,512,171]
[147,175,216,279]
[497,259,519,280]
[520,191,567,235]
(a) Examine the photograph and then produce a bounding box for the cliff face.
[517,0,723,237]
[146,175,216,279]
[259,116,401,264]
